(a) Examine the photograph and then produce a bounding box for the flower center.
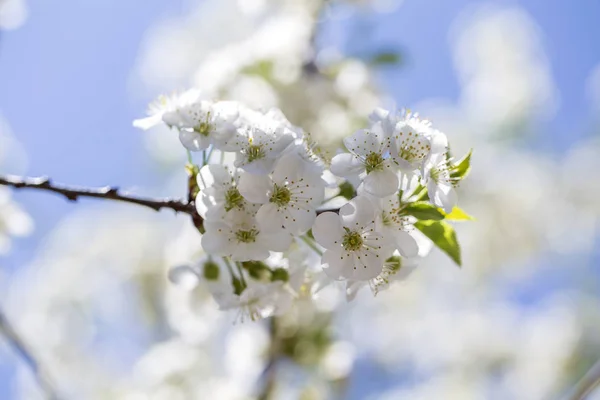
[342,230,363,252]
[364,152,384,174]
[224,187,245,211]
[397,132,430,164]
[270,184,291,206]
[246,144,265,162]
[235,228,259,243]
[429,166,441,183]
[194,112,213,137]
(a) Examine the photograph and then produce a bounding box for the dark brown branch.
[0,174,197,215]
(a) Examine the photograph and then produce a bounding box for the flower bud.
[271,268,289,282]
[203,260,220,281]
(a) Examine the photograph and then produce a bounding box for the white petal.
[330,153,364,178]
[239,157,275,175]
[346,281,367,302]
[312,212,344,250]
[321,249,351,280]
[272,153,303,183]
[198,164,231,190]
[256,203,284,233]
[238,173,271,203]
[283,206,316,234]
[362,169,399,198]
[351,249,384,280]
[179,130,210,151]
[231,243,269,261]
[432,183,457,213]
[343,128,381,157]
[201,228,230,256]
[339,196,375,229]
[393,230,419,258]
[261,231,293,252]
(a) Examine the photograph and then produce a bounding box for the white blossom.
[164,100,239,151]
[390,110,433,172]
[238,153,325,235]
[196,164,249,221]
[423,152,457,213]
[133,88,201,130]
[214,281,294,322]
[225,125,295,175]
[330,122,399,197]
[312,196,393,281]
[201,206,292,261]
[345,254,420,300]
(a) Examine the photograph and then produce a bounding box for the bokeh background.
[1,0,600,399]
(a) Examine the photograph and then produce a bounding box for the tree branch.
[564,360,600,400]
[0,174,196,215]
[0,308,60,400]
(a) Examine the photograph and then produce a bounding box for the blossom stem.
[203,147,214,166]
[322,193,339,204]
[186,149,193,164]
[300,235,323,256]
[0,308,60,400]
[223,257,237,280]
[0,174,196,215]
[235,262,248,287]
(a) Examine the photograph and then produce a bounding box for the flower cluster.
[135,92,472,320]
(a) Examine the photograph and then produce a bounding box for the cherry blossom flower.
[330,123,399,197]
[345,254,420,300]
[390,111,432,172]
[423,152,457,213]
[312,196,394,281]
[196,164,249,221]
[164,100,239,151]
[133,88,201,130]
[238,153,325,235]
[225,125,295,175]
[201,207,292,261]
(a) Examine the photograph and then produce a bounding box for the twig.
[0,174,196,215]
[564,360,600,400]
[257,318,278,400]
[0,308,60,400]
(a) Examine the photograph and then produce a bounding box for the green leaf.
[415,220,461,266]
[401,202,445,221]
[450,149,472,180]
[369,51,402,66]
[444,207,475,221]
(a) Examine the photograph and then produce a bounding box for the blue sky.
[1,0,599,397]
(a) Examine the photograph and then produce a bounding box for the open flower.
[196,164,248,221]
[226,125,295,175]
[201,207,292,261]
[424,152,457,213]
[238,153,325,235]
[132,88,201,130]
[213,281,294,322]
[374,192,420,257]
[330,123,399,197]
[165,100,239,152]
[390,111,432,172]
[312,196,393,281]
[345,254,420,300]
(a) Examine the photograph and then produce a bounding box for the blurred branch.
[0,308,59,400]
[0,174,196,215]
[257,318,278,400]
[565,360,600,400]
